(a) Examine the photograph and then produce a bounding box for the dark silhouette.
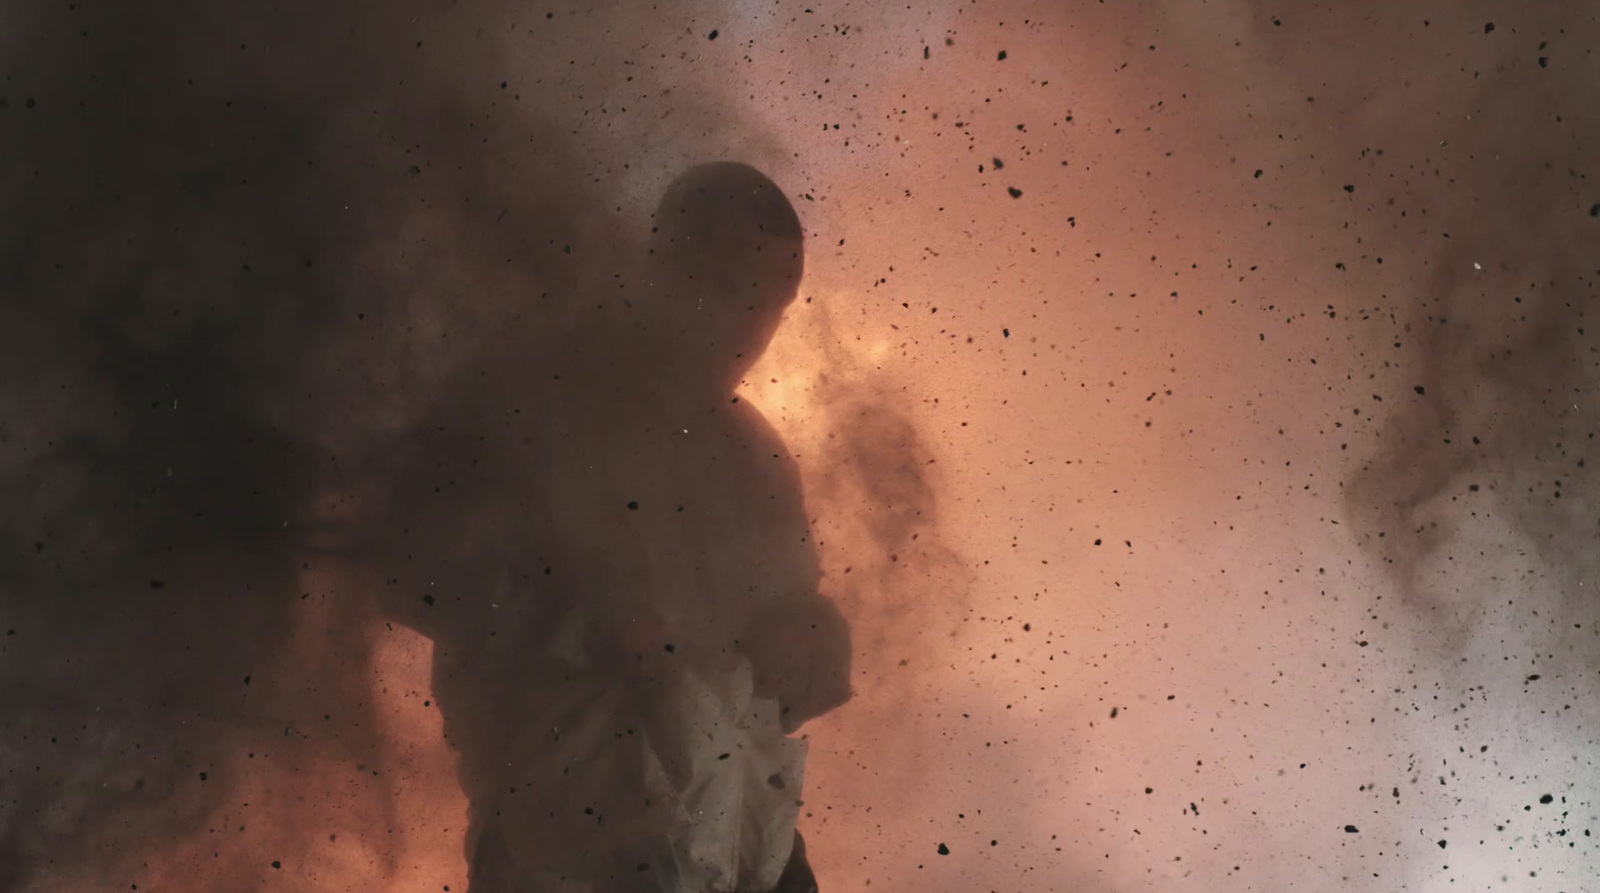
[381,162,850,892]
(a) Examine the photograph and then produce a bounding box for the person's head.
[648,162,804,389]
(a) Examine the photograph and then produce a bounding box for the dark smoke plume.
[1,3,851,890]
[1344,2,1600,670]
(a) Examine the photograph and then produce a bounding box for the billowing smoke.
[0,2,865,890]
[9,0,1600,891]
[1341,3,1600,669]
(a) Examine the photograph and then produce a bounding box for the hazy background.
[2,0,1595,891]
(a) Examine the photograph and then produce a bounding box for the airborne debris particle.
[1539,794,1554,804]
[997,50,1007,61]
[708,29,719,40]
[1343,184,1355,193]
[1344,825,1359,833]
[1484,21,1495,32]
[1007,186,1022,198]
[937,843,950,855]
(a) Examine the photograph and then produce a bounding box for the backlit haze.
[2,1,1596,891]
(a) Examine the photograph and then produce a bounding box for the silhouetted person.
[381,162,848,893]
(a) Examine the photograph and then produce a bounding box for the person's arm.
[745,592,852,734]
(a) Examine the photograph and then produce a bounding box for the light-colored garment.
[655,659,806,893]
[494,656,805,893]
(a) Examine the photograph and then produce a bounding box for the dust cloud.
[3,1,1598,892]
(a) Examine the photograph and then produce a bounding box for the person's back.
[438,162,848,893]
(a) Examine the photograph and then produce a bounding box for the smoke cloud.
[1,2,863,890]
[6,1,1600,892]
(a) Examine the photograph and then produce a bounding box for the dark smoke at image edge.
[0,3,872,890]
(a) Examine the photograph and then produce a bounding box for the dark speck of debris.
[1484,22,1495,32]
[1144,787,1153,794]
[663,643,676,653]
[708,29,718,40]
[1438,839,1448,849]
[1526,674,1541,682]
[272,861,282,869]
[997,50,1007,61]
[1539,56,1548,67]
[1590,203,1599,217]
[1343,184,1355,193]
[1007,186,1023,198]
[1344,825,1359,833]
[923,46,929,59]
[1110,707,1119,718]
[993,157,1004,169]
[627,501,640,510]
[422,594,435,606]
[1003,328,1011,337]
[1253,169,1263,178]
[1540,794,1554,804]
[149,579,165,589]
[1413,385,1426,395]
[937,843,950,855]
